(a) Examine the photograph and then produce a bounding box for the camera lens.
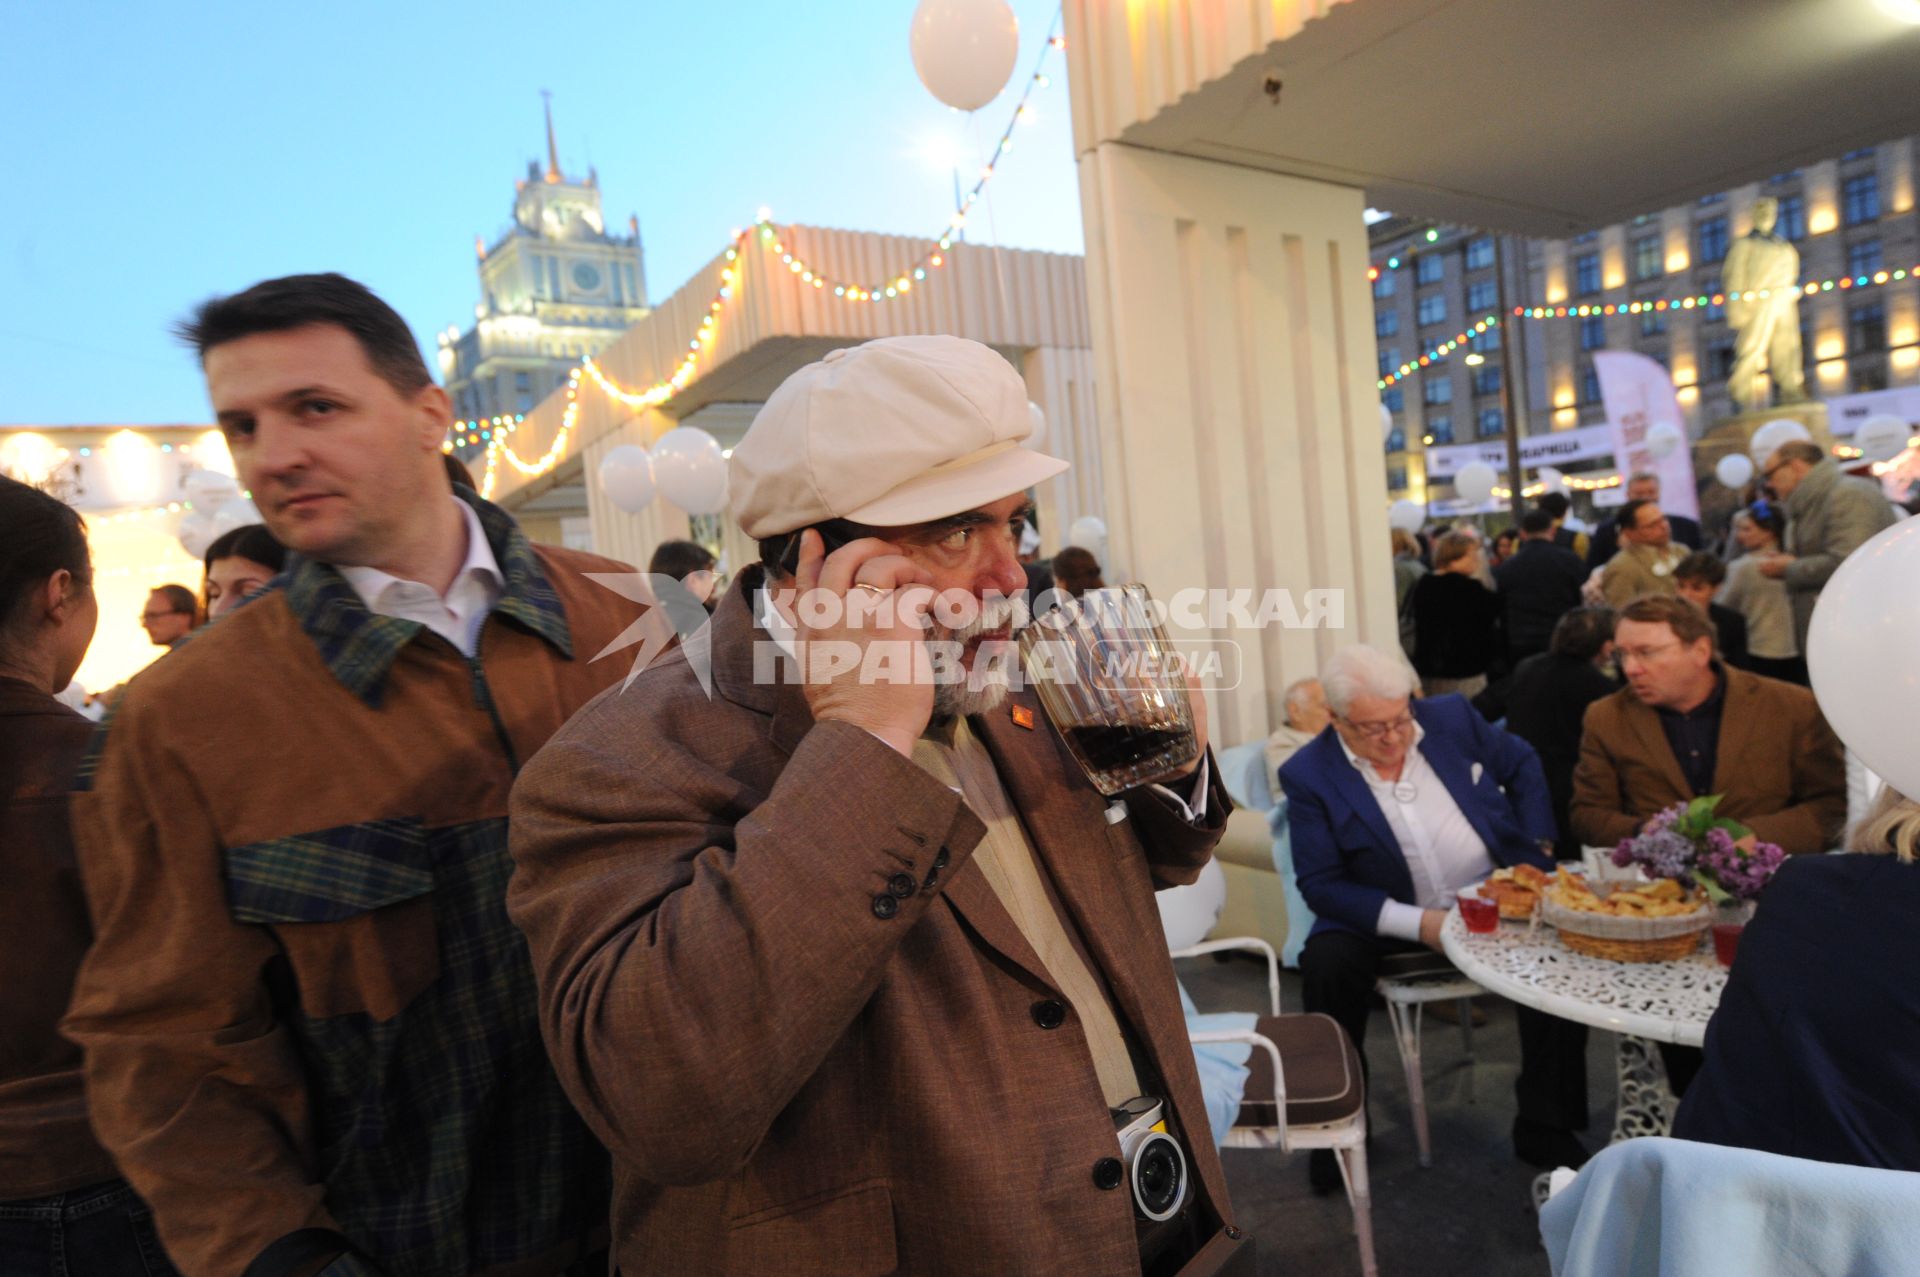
[1132,1132,1187,1221]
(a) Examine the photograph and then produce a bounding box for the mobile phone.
[777,521,857,575]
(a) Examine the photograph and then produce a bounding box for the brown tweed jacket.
[508,576,1237,1275]
[1569,665,1845,854]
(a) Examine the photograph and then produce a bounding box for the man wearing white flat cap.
[508,335,1244,1275]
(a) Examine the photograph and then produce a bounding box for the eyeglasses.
[1616,642,1682,664]
[1341,713,1415,739]
[1762,462,1789,482]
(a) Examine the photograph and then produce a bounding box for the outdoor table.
[1439,910,1726,1145]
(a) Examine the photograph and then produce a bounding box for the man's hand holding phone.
[790,528,938,758]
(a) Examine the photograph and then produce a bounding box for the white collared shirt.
[753,588,1209,820]
[1336,721,1493,942]
[338,498,504,657]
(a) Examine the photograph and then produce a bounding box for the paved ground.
[1176,954,1619,1277]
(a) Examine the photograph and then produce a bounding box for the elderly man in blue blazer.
[1279,645,1591,1184]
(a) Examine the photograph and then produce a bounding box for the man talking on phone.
[508,335,1243,1275]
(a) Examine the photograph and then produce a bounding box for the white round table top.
[1439,911,1727,1047]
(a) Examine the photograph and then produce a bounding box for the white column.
[1075,142,1398,747]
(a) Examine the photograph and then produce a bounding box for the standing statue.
[1722,196,1808,410]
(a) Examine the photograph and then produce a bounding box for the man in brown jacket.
[509,336,1243,1275]
[65,275,638,1277]
[1570,595,1845,853]
[1598,499,1688,608]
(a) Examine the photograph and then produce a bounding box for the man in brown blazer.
[1598,499,1688,608]
[509,336,1243,1275]
[1571,595,1844,854]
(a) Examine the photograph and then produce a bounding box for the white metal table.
[1439,911,1727,1145]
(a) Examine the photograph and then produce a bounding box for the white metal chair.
[1176,937,1377,1277]
[1375,963,1485,1168]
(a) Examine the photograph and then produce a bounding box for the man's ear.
[413,383,454,454]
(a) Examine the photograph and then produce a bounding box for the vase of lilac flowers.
[1613,795,1787,914]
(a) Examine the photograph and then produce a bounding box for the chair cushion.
[1234,1012,1364,1128]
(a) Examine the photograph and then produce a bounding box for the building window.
[1632,235,1662,281]
[1477,408,1505,438]
[1843,173,1880,226]
[1571,230,1599,245]
[1704,278,1725,323]
[1842,147,1876,162]
[515,371,532,392]
[1706,338,1736,381]
[1776,193,1806,241]
[1698,191,1726,206]
[1465,237,1495,270]
[1640,309,1668,337]
[1373,270,1396,298]
[1383,387,1404,412]
[517,392,535,413]
[1767,168,1802,184]
[1378,347,1401,377]
[1579,315,1606,350]
[1574,252,1602,296]
[1469,326,1501,353]
[1847,238,1884,277]
[1854,361,1889,393]
[1850,301,1888,353]
[1466,280,1497,311]
[1427,416,1454,444]
[1417,294,1447,327]
[1386,427,1406,453]
[1416,253,1446,285]
[1387,466,1408,490]
[1376,310,1400,338]
[1698,216,1729,264]
[1423,377,1453,406]
[1472,365,1503,397]
[1580,366,1601,403]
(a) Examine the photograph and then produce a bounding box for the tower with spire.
[439,93,649,429]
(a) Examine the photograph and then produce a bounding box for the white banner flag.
[1593,350,1700,521]
[1826,386,1920,436]
[1423,423,1617,480]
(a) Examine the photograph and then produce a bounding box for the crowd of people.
[2,265,1914,1275]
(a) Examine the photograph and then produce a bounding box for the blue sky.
[2,1,1083,424]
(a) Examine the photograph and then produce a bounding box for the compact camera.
[1112,1095,1189,1222]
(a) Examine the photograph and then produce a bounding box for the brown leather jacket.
[0,676,119,1198]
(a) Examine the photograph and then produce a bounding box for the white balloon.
[909,0,1019,111]
[1749,417,1812,463]
[1025,401,1048,451]
[650,427,729,515]
[1715,452,1755,488]
[182,468,239,509]
[1389,499,1426,533]
[1538,467,1569,496]
[178,511,218,559]
[1808,518,1920,800]
[1067,515,1107,550]
[210,497,261,538]
[1856,414,1913,464]
[1381,402,1395,444]
[1454,461,1498,505]
[1645,421,1684,462]
[597,445,656,514]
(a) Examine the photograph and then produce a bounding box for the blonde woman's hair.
[1844,787,1920,863]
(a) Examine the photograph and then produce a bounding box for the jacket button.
[1092,1157,1125,1191]
[887,872,917,899]
[933,847,950,870]
[1031,999,1067,1029]
[871,894,899,920]
[922,868,939,891]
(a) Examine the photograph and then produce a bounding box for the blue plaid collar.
[282,489,573,706]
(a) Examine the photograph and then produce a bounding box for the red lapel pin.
[1012,704,1036,730]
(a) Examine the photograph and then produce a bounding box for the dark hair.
[1550,606,1617,661]
[1617,593,1715,648]
[1536,492,1571,519]
[203,523,287,575]
[443,452,477,493]
[1673,550,1726,587]
[1617,498,1662,534]
[0,474,91,641]
[1493,525,1518,545]
[1520,507,1556,536]
[151,584,199,618]
[649,539,717,582]
[1735,501,1785,543]
[1770,439,1825,468]
[174,273,432,398]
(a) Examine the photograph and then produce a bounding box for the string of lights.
[1378,317,1502,388]
[464,26,1069,494]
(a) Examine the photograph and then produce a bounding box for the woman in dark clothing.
[1502,607,1618,858]
[1674,787,1920,1171]
[0,476,176,1273]
[1408,529,1503,699]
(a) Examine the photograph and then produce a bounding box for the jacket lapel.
[1708,667,1752,796]
[1324,748,1404,868]
[1624,694,1692,802]
[1419,731,1506,860]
